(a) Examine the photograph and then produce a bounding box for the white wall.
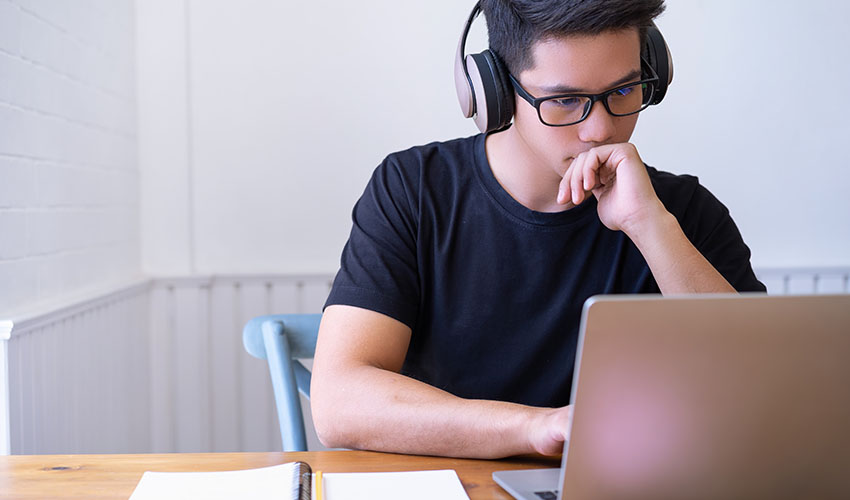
[136,0,193,276]
[137,0,849,276]
[138,0,489,276]
[636,1,850,268]
[2,1,848,313]
[0,0,140,316]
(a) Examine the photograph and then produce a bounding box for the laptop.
[493,293,850,500]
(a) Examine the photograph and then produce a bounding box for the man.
[311,0,765,459]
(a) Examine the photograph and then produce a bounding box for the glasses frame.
[509,57,660,127]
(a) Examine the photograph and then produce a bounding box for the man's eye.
[612,86,634,98]
[550,97,582,108]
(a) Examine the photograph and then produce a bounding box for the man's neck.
[484,128,569,213]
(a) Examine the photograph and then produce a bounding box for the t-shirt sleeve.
[324,156,421,328]
[677,183,766,292]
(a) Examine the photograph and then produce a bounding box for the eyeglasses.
[509,58,659,127]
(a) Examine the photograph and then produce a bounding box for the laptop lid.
[557,293,850,499]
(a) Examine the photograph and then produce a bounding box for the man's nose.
[576,100,616,144]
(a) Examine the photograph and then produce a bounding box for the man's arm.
[559,143,735,294]
[310,304,572,459]
[621,206,735,294]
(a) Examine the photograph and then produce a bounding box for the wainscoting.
[3,274,333,455]
[146,275,332,454]
[755,267,850,295]
[4,281,152,455]
[2,268,848,455]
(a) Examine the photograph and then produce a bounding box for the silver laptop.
[494,293,850,500]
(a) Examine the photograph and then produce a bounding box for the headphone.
[454,1,674,133]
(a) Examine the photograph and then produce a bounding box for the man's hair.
[481,0,666,75]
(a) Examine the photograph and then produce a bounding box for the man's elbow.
[310,378,358,449]
[311,406,347,449]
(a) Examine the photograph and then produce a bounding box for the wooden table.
[0,450,560,499]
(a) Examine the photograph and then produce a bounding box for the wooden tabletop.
[0,450,560,499]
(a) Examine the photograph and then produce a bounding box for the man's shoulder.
[646,164,703,206]
[370,135,482,197]
[362,135,483,209]
[383,135,480,172]
[645,164,729,221]
[645,165,699,190]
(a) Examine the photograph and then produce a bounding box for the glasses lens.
[539,96,591,126]
[607,81,655,115]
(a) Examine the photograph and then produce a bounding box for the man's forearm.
[626,209,735,294]
[311,364,564,459]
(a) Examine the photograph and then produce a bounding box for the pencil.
[315,470,324,500]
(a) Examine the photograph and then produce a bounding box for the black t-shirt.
[325,134,765,408]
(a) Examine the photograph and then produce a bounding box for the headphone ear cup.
[484,49,514,131]
[466,51,514,133]
[643,24,673,105]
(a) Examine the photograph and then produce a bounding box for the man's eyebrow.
[537,68,643,95]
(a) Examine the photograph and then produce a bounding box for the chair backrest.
[242,313,322,451]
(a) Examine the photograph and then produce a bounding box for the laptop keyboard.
[534,491,559,500]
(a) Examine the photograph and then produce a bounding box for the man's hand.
[527,405,573,456]
[556,143,736,295]
[557,143,667,236]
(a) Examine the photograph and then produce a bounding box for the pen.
[315,470,324,500]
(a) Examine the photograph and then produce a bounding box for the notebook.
[129,462,469,500]
[493,293,850,500]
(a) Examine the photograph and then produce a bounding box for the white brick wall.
[0,0,139,316]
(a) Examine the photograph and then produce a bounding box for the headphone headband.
[454,2,482,119]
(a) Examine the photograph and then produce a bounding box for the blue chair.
[242,314,322,451]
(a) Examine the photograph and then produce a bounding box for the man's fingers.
[599,163,616,186]
[558,163,573,205]
[574,151,609,204]
[571,154,586,205]
[560,144,630,206]
[583,162,596,192]
[582,150,602,192]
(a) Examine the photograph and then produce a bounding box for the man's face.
[511,29,643,179]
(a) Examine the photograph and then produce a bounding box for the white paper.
[129,463,299,500]
[128,463,469,500]
[316,469,469,500]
